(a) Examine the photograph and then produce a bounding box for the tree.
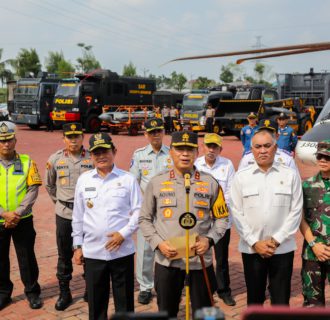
[122,61,137,76]
[76,43,101,73]
[0,49,14,86]
[220,65,233,83]
[254,62,265,82]
[12,48,41,78]
[45,51,75,77]
[170,71,187,91]
[193,76,215,89]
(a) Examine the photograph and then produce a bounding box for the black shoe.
[55,291,72,311]
[0,297,12,310]
[219,293,236,306]
[138,291,152,305]
[27,295,43,309]
[83,289,88,302]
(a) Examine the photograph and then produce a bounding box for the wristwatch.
[206,237,215,248]
[308,239,316,248]
[72,245,82,251]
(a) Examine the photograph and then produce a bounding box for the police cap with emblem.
[204,133,222,147]
[89,132,114,152]
[277,112,289,120]
[247,112,257,119]
[316,139,330,156]
[171,131,198,148]
[144,118,164,132]
[0,121,16,141]
[255,118,278,133]
[63,122,83,136]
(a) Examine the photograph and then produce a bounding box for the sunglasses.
[316,154,330,161]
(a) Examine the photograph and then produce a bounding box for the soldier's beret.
[171,131,198,148]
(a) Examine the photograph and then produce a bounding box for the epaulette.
[280,148,291,156]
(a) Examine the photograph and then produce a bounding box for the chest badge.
[179,212,197,230]
[143,169,149,176]
[163,208,173,218]
[86,199,94,208]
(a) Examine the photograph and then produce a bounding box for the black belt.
[59,200,74,210]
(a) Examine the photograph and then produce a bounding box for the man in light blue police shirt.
[241,112,259,155]
[277,112,298,153]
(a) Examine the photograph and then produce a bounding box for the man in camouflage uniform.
[45,123,93,310]
[300,139,330,306]
[139,131,229,318]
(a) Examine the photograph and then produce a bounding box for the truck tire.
[128,125,139,136]
[299,117,313,135]
[28,124,40,130]
[85,114,101,133]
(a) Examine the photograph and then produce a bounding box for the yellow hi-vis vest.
[0,154,32,222]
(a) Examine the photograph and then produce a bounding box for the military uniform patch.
[163,208,173,218]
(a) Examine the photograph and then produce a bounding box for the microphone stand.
[184,173,191,320]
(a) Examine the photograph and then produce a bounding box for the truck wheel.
[110,127,119,135]
[28,124,40,130]
[85,114,101,133]
[128,126,139,136]
[213,123,220,134]
[299,117,313,135]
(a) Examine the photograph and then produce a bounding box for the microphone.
[184,173,191,193]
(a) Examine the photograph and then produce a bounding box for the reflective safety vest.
[0,154,32,222]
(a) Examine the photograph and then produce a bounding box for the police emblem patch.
[162,208,173,218]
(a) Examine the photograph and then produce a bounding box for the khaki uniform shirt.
[205,108,215,118]
[139,169,229,270]
[45,148,93,220]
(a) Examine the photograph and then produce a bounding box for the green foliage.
[220,64,234,83]
[0,49,14,86]
[0,88,6,103]
[254,62,265,82]
[193,76,215,89]
[45,51,75,77]
[12,48,41,78]
[170,71,187,91]
[76,43,101,73]
[122,61,137,76]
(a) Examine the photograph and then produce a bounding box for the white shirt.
[230,162,303,254]
[238,149,298,173]
[195,155,235,229]
[72,165,142,261]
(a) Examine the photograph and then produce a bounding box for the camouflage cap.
[89,132,113,152]
[63,122,83,136]
[316,139,330,156]
[0,121,16,141]
[171,131,198,148]
[144,118,164,132]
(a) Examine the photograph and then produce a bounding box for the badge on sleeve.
[212,188,229,219]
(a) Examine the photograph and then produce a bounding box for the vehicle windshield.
[15,83,39,97]
[316,99,330,123]
[55,82,80,97]
[182,94,207,111]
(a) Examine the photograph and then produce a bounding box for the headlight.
[32,110,37,115]
[199,116,206,126]
[72,108,79,112]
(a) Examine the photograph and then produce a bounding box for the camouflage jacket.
[302,172,330,261]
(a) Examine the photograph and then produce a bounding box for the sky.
[1,0,330,82]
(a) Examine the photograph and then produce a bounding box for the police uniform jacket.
[231,162,303,254]
[195,155,235,229]
[240,125,259,153]
[0,154,42,219]
[45,148,93,220]
[72,165,142,261]
[129,144,172,193]
[139,168,229,270]
[238,148,298,173]
[277,126,298,153]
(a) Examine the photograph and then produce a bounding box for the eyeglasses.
[252,143,275,150]
[316,154,330,161]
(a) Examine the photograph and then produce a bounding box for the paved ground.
[0,125,328,320]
